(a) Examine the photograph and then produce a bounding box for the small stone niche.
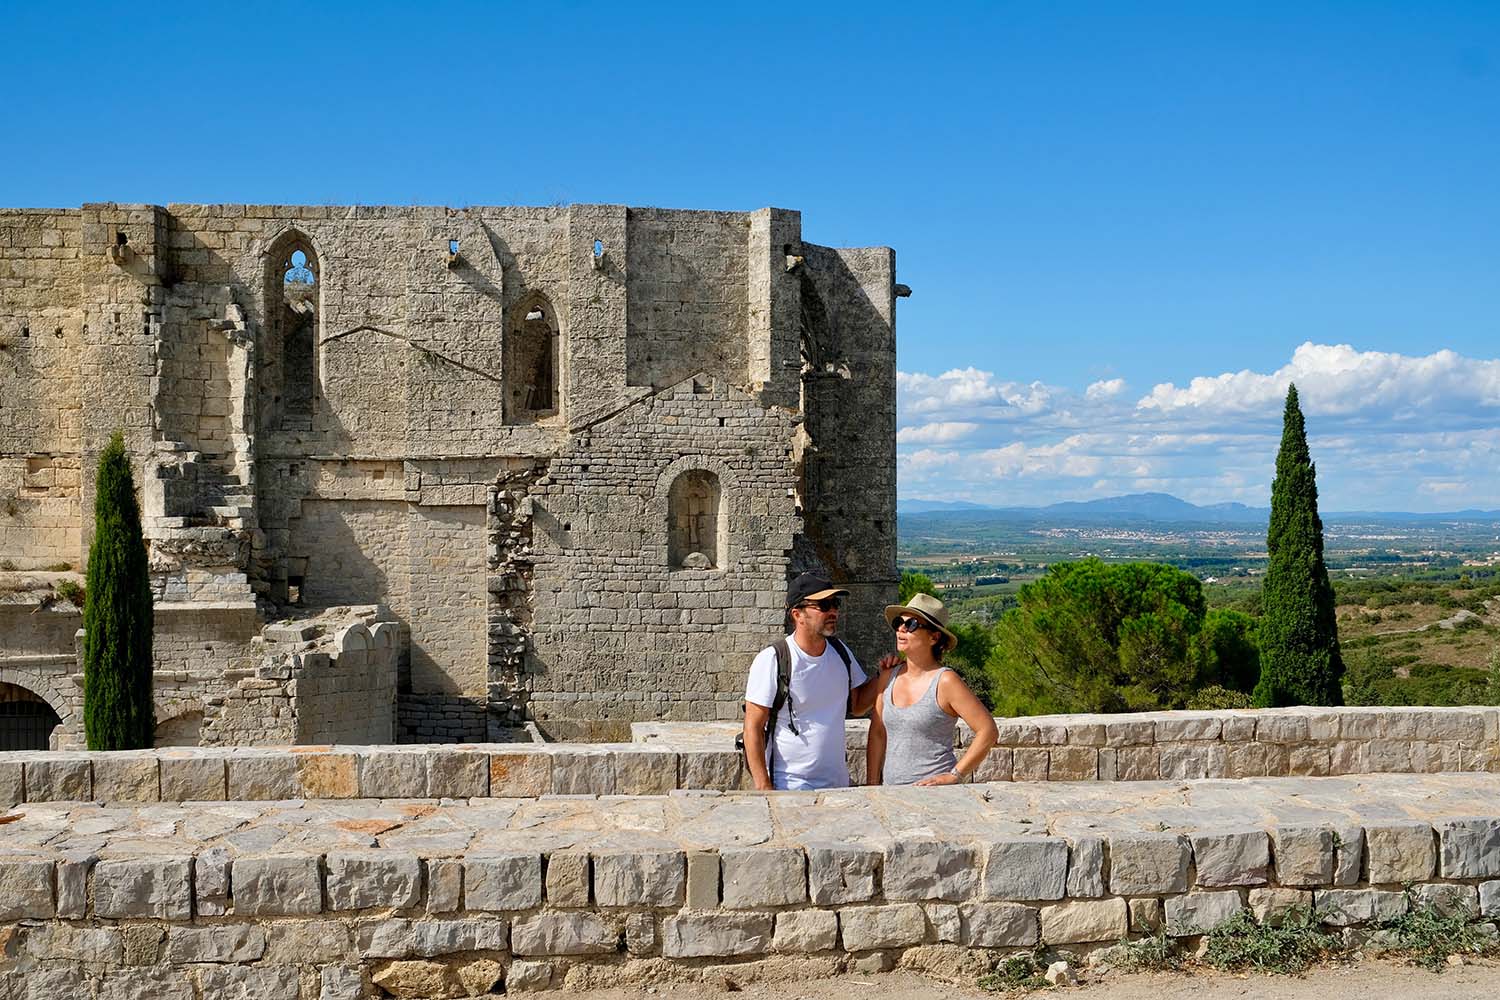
[668,469,723,570]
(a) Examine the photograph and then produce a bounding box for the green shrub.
[1378,897,1500,971]
[1112,932,1179,972]
[977,945,1052,992]
[82,432,155,750]
[54,579,84,607]
[1202,907,1338,974]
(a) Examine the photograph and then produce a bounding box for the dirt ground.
[561,961,1500,1000]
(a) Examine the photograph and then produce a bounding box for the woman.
[867,593,999,786]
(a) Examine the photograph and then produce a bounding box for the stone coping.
[0,775,1498,994]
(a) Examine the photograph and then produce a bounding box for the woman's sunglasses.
[891,616,934,633]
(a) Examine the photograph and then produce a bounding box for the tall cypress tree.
[83,432,155,749]
[1253,384,1344,706]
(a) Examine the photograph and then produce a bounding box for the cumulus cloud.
[897,343,1500,511]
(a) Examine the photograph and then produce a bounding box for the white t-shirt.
[745,634,865,791]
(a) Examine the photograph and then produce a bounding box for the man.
[743,572,894,790]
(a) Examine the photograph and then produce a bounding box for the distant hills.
[897,492,1500,525]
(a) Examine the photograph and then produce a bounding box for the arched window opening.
[0,682,60,750]
[668,470,723,570]
[507,295,559,423]
[154,710,204,748]
[261,234,321,433]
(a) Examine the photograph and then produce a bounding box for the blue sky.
[4,2,1498,510]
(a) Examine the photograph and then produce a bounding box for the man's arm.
[848,653,900,717]
[743,701,773,791]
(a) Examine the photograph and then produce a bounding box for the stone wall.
[1,201,901,742]
[0,773,1498,994]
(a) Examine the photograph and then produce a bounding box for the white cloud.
[897,421,978,444]
[897,343,1500,511]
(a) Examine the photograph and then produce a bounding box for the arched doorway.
[0,682,60,750]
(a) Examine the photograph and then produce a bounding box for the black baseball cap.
[786,572,850,608]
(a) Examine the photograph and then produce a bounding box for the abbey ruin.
[0,203,899,748]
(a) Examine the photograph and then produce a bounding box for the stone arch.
[506,291,561,423]
[653,456,738,572]
[0,669,72,750]
[259,229,323,432]
[153,695,205,748]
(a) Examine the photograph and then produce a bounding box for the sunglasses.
[795,598,842,612]
[891,616,934,633]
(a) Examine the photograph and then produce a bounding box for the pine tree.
[83,432,155,749]
[1253,384,1344,706]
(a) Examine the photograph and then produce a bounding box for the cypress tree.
[1253,384,1344,707]
[83,432,155,749]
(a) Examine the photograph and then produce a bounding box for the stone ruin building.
[0,202,899,749]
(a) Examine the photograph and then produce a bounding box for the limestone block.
[0,858,55,919]
[614,750,678,795]
[593,850,686,908]
[194,846,231,915]
[1333,826,1364,885]
[321,964,366,1000]
[228,754,299,800]
[92,753,159,802]
[1413,882,1479,918]
[1165,890,1244,935]
[97,969,194,1000]
[1221,715,1257,742]
[1013,748,1049,781]
[1365,822,1436,883]
[955,901,1037,947]
[327,851,422,910]
[663,912,773,957]
[464,853,543,911]
[995,720,1041,745]
[807,843,880,904]
[160,754,226,800]
[371,960,458,1000]
[1249,887,1313,924]
[972,747,1013,782]
[0,762,22,806]
[552,750,615,795]
[545,851,590,907]
[1315,888,1408,926]
[1480,881,1500,918]
[232,854,324,915]
[358,749,429,798]
[926,902,962,942]
[24,757,91,801]
[1159,743,1227,779]
[721,847,804,908]
[1115,746,1159,781]
[1128,897,1163,933]
[489,750,552,797]
[839,903,927,951]
[980,837,1068,900]
[1436,817,1500,879]
[1255,714,1311,744]
[24,923,122,963]
[358,918,509,958]
[165,925,266,963]
[1156,714,1221,741]
[686,851,720,909]
[1225,742,1270,778]
[678,750,742,791]
[1049,746,1098,781]
[513,911,617,956]
[426,858,463,913]
[1104,719,1155,747]
[1108,833,1190,895]
[772,910,838,952]
[883,838,978,901]
[1271,826,1335,886]
[506,959,554,992]
[1040,898,1128,944]
[1190,830,1270,886]
[93,857,191,919]
[56,852,96,918]
[264,920,354,964]
[297,752,359,799]
[426,749,490,798]
[626,911,657,955]
[1064,836,1106,898]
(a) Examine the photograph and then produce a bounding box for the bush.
[1377,897,1500,970]
[1202,907,1338,974]
[54,579,84,607]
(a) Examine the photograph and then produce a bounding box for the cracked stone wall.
[0,202,899,744]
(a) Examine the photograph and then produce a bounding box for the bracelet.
[949,768,963,780]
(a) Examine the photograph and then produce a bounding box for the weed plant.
[977,946,1052,992]
[1377,898,1500,971]
[1113,932,1180,971]
[1202,908,1339,974]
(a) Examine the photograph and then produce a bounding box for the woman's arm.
[866,694,888,785]
[915,671,999,786]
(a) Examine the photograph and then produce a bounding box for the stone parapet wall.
[0,775,1497,994]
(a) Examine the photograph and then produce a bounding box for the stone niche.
[668,469,723,570]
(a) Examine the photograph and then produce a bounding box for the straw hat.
[883,592,957,646]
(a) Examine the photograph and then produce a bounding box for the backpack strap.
[769,637,798,736]
[827,636,855,709]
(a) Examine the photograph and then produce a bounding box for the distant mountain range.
[897,492,1500,525]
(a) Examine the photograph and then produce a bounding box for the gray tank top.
[881,666,959,786]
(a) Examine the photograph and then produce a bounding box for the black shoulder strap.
[770,637,797,735]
